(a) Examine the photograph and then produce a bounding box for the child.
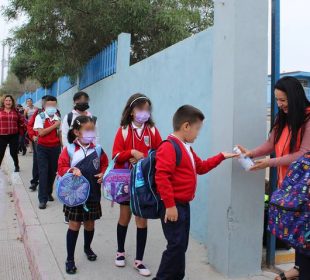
[58,116,108,274]
[112,93,162,276]
[153,105,237,280]
[33,95,61,209]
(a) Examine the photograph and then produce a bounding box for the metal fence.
[17,40,118,105]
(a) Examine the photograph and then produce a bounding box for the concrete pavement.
[2,151,277,280]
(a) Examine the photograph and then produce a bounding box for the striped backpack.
[268,152,310,255]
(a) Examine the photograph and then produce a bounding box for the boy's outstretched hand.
[165,206,178,223]
[72,167,82,177]
[95,173,104,184]
[222,152,239,159]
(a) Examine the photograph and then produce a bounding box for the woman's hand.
[250,158,270,171]
[222,152,239,159]
[72,167,82,177]
[237,145,253,158]
[95,173,104,184]
[131,149,144,160]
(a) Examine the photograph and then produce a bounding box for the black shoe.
[14,166,20,172]
[29,184,37,191]
[84,248,97,261]
[66,260,77,274]
[39,202,47,209]
[48,195,54,201]
[22,149,27,156]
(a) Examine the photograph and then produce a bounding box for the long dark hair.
[271,76,310,152]
[67,115,94,144]
[1,95,16,109]
[120,93,155,128]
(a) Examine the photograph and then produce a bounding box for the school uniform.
[112,122,162,168]
[155,134,225,280]
[58,141,108,221]
[34,112,61,203]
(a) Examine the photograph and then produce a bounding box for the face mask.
[45,107,57,116]
[74,102,89,112]
[134,111,150,124]
[80,130,96,144]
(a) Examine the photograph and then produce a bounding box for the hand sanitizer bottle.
[233,146,254,171]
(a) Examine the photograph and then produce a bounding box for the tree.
[0,72,39,100]
[4,0,214,87]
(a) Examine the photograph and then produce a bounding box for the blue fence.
[17,40,118,105]
[79,41,117,90]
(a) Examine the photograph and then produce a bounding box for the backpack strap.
[66,143,76,160]
[94,144,102,158]
[122,126,129,141]
[161,139,182,166]
[150,126,155,135]
[67,112,73,128]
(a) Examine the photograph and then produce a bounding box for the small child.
[57,116,108,274]
[112,93,162,276]
[153,105,237,280]
[33,95,61,209]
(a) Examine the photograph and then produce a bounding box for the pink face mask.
[80,131,96,144]
[134,111,150,124]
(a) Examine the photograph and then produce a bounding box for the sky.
[1,0,310,83]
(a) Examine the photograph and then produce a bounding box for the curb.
[3,153,64,280]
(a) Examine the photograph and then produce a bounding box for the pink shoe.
[134,260,151,277]
[115,252,126,267]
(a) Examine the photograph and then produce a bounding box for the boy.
[61,91,99,147]
[153,105,237,280]
[34,95,62,209]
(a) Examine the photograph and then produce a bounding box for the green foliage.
[4,0,213,87]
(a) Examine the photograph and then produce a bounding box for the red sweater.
[155,135,225,208]
[112,124,162,168]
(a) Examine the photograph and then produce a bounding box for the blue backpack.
[268,152,310,255]
[130,139,182,219]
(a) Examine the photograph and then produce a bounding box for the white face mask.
[45,106,57,116]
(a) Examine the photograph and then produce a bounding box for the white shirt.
[70,141,95,167]
[61,110,100,146]
[33,112,61,130]
[171,134,195,169]
[131,122,145,137]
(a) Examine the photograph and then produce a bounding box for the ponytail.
[67,128,76,144]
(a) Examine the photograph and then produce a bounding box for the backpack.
[130,139,182,219]
[268,152,310,255]
[56,143,102,208]
[102,154,131,204]
[67,112,97,128]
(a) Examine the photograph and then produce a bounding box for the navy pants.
[30,141,39,186]
[37,144,61,203]
[296,251,310,280]
[0,134,19,168]
[156,203,190,280]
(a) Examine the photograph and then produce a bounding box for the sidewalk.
[4,152,277,280]
[0,168,32,279]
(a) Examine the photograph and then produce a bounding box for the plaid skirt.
[63,201,102,222]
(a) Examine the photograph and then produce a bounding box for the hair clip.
[76,120,81,126]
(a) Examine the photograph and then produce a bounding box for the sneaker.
[66,260,77,274]
[115,252,126,267]
[134,260,151,277]
[64,216,69,224]
[14,166,20,172]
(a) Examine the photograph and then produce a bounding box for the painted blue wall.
[57,30,214,244]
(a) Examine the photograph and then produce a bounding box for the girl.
[112,93,162,276]
[58,116,108,274]
[238,76,310,280]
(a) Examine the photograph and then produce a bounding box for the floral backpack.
[268,152,310,255]
[56,144,101,208]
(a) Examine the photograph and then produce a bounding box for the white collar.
[76,140,91,150]
[72,109,91,116]
[131,122,144,130]
[44,111,60,121]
